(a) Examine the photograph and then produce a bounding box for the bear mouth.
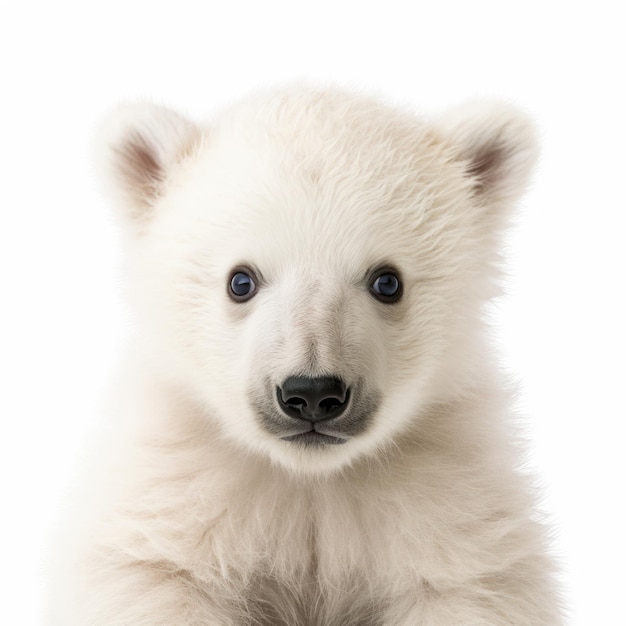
[281,430,347,446]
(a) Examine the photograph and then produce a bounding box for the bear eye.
[369,269,402,303]
[228,268,258,302]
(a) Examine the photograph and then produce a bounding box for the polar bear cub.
[56,87,561,625]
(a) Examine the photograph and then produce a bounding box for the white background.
[1,1,624,624]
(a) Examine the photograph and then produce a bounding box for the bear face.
[96,87,536,474]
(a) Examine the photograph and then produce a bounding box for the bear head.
[95,87,536,474]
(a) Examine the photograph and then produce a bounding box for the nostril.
[277,376,349,422]
[285,395,307,408]
[319,397,343,412]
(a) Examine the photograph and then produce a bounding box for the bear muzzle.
[250,375,379,446]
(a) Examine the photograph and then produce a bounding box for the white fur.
[51,86,561,624]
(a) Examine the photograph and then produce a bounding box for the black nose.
[277,376,349,422]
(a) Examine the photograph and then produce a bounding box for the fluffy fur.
[52,87,561,624]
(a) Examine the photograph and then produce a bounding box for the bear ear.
[440,102,538,209]
[94,102,200,225]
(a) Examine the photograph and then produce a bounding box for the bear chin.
[266,441,363,475]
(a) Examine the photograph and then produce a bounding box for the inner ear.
[465,137,513,197]
[117,132,165,215]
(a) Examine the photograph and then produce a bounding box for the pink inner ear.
[115,132,164,214]
[466,138,512,196]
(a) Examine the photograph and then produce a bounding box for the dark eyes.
[369,268,403,303]
[228,268,258,302]
[228,266,402,304]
